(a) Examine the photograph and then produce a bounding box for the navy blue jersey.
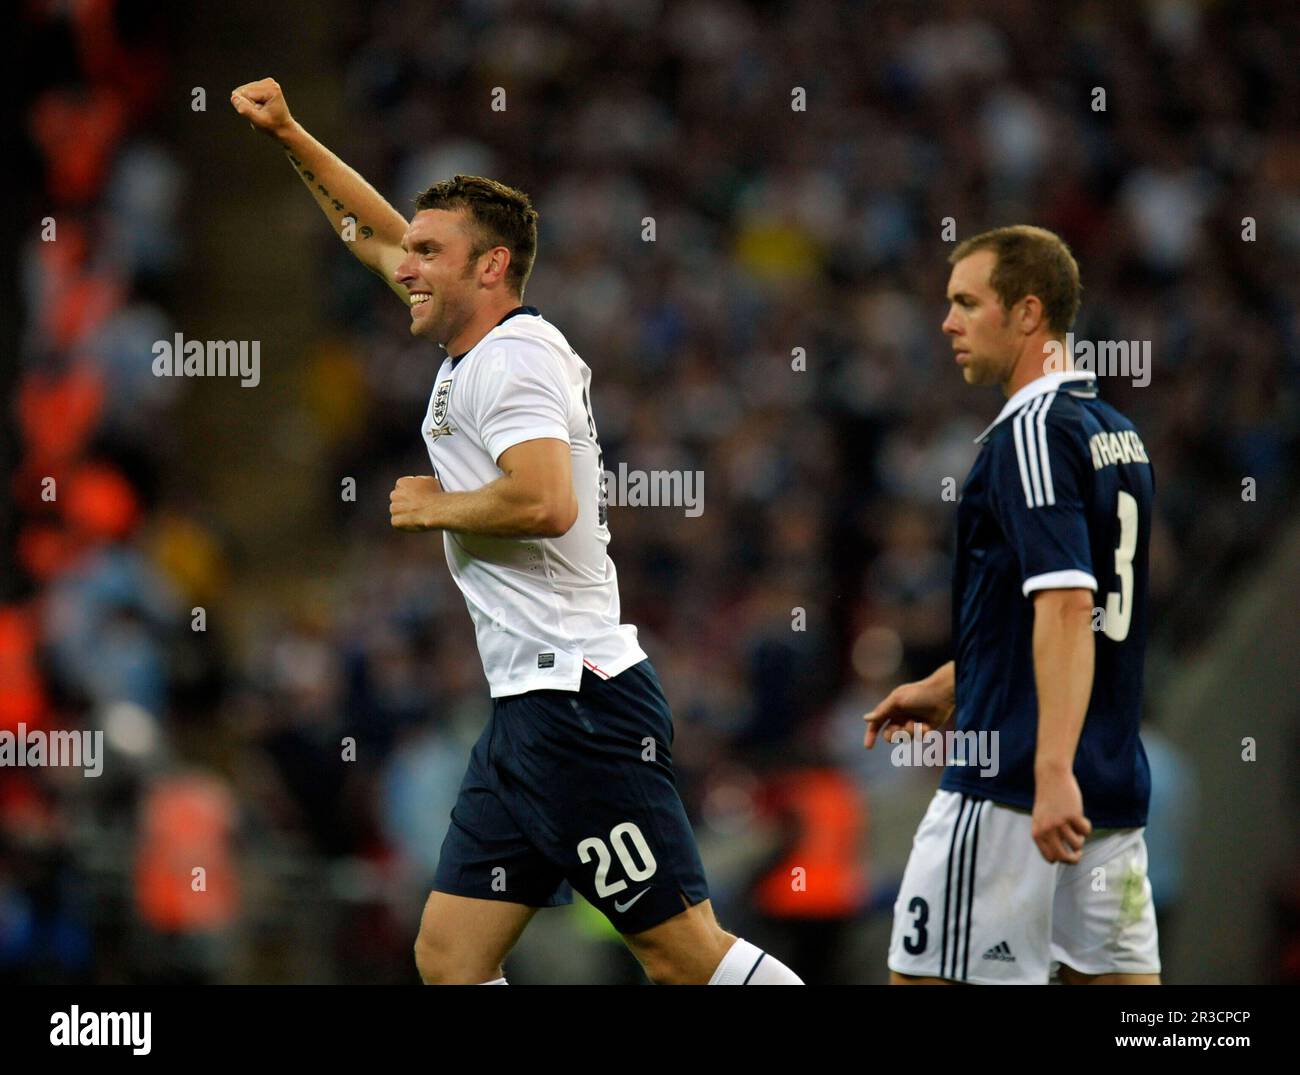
[940,372,1153,828]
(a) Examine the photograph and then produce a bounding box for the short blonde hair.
[950,225,1082,334]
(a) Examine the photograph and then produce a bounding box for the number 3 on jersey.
[1103,491,1138,642]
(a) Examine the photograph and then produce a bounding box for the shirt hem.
[581,649,647,682]
[486,647,648,698]
[489,672,582,698]
[938,775,1147,829]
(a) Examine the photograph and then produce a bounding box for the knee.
[642,954,699,986]
[413,930,448,984]
[413,927,498,985]
[631,927,735,985]
[636,947,687,986]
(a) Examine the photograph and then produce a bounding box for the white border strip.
[1022,569,1098,597]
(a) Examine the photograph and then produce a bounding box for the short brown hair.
[949,225,1081,334]
[414,175,539,296]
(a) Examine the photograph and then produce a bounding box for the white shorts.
[887,790,1160,984]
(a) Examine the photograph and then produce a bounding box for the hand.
[230,77,297,140]
[1031,767,1092,864]
[389,475,444,531]
[864,676,955,749]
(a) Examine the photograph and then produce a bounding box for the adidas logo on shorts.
[982,941,1016,962]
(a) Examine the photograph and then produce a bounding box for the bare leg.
[890,971,960,985]
[1059,963,1160,985]
[414,890,538,984]
[621,897,738,984]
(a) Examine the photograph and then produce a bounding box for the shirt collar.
[448,305,540,368]
[973,370,1098,443]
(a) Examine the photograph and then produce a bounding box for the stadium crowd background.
[5,0,1298,984]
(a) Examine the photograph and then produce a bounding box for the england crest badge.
[432,379,452,426]
[428,379,456,440]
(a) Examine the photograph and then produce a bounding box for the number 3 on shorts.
[578,821,659,897]
[904,896,929,954]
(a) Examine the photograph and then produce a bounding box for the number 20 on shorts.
[578,821,658,897]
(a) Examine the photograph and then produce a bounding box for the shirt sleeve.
[466,337,573,465]
[988,398,1097,598]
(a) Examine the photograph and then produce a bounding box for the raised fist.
[230,77,296,139]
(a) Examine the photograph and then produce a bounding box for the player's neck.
[446,295,526,356]
[1001,335,1066,398]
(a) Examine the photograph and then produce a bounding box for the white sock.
[478,977,508,985]
[708,938,803,985]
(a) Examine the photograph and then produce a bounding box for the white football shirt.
[419,306,647,697]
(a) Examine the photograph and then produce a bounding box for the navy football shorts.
[432,659,710,934]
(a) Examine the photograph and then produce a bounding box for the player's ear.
[1021,295,1046,334]
[485,245,511,286]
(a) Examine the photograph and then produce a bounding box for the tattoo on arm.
[282,147,378,241]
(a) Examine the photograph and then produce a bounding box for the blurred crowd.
[6,0,1298,983]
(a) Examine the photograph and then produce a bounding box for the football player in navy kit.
[866,226,1160,985]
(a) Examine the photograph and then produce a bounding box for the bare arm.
[1032,588,1094,774]
[1030,587,1095,863]
[863,660,955,749]
[928,660,955,703]
[230,77,409,301]
[389,439,579,539]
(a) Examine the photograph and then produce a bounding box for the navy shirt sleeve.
[988,398,1097,597]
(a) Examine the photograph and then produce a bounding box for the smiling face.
[942,249,1022,388]
[395,208,494,345]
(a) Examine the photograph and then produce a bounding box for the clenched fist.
[230,78,297,139]
[1031,767,1092,865]
[390,475,444,531]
